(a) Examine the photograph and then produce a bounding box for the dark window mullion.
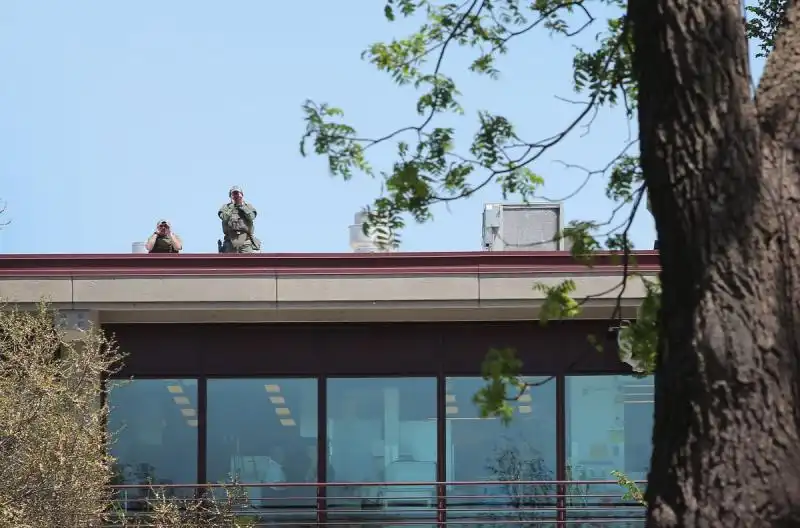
[317,376,327,525]
[197,377,207,491]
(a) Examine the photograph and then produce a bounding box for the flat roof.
[0,250,660,277]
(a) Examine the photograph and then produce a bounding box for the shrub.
[0,303,123,527]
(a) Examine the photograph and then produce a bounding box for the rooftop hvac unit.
[482,202,565,251]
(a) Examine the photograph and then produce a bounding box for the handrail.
[107,479,647,526]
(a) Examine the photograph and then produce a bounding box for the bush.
[111,484,258,527]
[0,303,266,527]
[0,304,123,527]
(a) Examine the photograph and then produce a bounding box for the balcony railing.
[106,479,646,526]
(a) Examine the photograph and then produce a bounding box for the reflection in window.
[206,378,318,510]
[107,378,198,500]
[565,375,653,520]
[445,377,557,525]
[326,377,437,516]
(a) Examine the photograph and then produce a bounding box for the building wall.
[105,321,653,521]
[105,320,629,377]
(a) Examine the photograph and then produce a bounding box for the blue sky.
[0,1,765,254]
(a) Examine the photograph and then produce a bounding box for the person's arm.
[218,204,231,222]
[238,202,257,222]
[170,233,183,251]
[145,233,158,252]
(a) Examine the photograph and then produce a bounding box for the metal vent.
[482,203,564,251]
[503,207,559,250]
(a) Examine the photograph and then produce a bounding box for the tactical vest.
[149,236,178,253]
[225,206,250,234]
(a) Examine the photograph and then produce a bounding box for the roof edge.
[0,250,660,277]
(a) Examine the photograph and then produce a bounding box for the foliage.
[300,0,787,420]
[300,0,647,402]
[0,303,261,527]
[616,275,660,375]
[485,441,555,522]
[472,347,525,424]
[301,0,641,254]
[746,0,789,57]
[611,469,646,506]
[111,484,258,527]
[0,303,122,528]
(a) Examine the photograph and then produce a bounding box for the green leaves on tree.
[611,469,646,505]
[298,0,785,422]
[746,0,790,57]
[617,276,660,375]
[473,347,527,425]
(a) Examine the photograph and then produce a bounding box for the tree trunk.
[629,0,800,526]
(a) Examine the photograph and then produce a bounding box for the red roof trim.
[0,251,660,277]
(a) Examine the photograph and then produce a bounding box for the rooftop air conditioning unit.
[482,202,565,251]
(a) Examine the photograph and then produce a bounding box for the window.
[107,378,198,499]
[445,376,557,524]
[206,378,318,510]
[326,377,437,517]
[565,375,653,517]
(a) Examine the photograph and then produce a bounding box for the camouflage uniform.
[219,187,260,253]
[150,235,179,253]
[149,219,180,253]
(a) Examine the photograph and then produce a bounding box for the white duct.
[348,211,380,253]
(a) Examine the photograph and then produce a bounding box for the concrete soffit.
[1,271,654,324]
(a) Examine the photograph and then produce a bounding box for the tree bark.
[629,0,800,526]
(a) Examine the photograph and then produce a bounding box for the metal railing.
[107,479,646,526]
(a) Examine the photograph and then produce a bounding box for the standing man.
[146,219,183,253]
[218,186,260,253]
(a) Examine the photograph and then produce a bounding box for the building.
[0,250,658,526]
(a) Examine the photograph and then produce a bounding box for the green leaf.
[534,280,580,324]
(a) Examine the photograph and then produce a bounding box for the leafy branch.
[611,469,646,506]
[298,0,786,420]
[301,0,636,249]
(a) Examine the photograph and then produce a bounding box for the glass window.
[445,376,557,525]
[326,377,437,519]
[107,378,198,500]
[565,375,653,519]
[206,378,318,512]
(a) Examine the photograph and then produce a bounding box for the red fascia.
[0,251,661,277]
